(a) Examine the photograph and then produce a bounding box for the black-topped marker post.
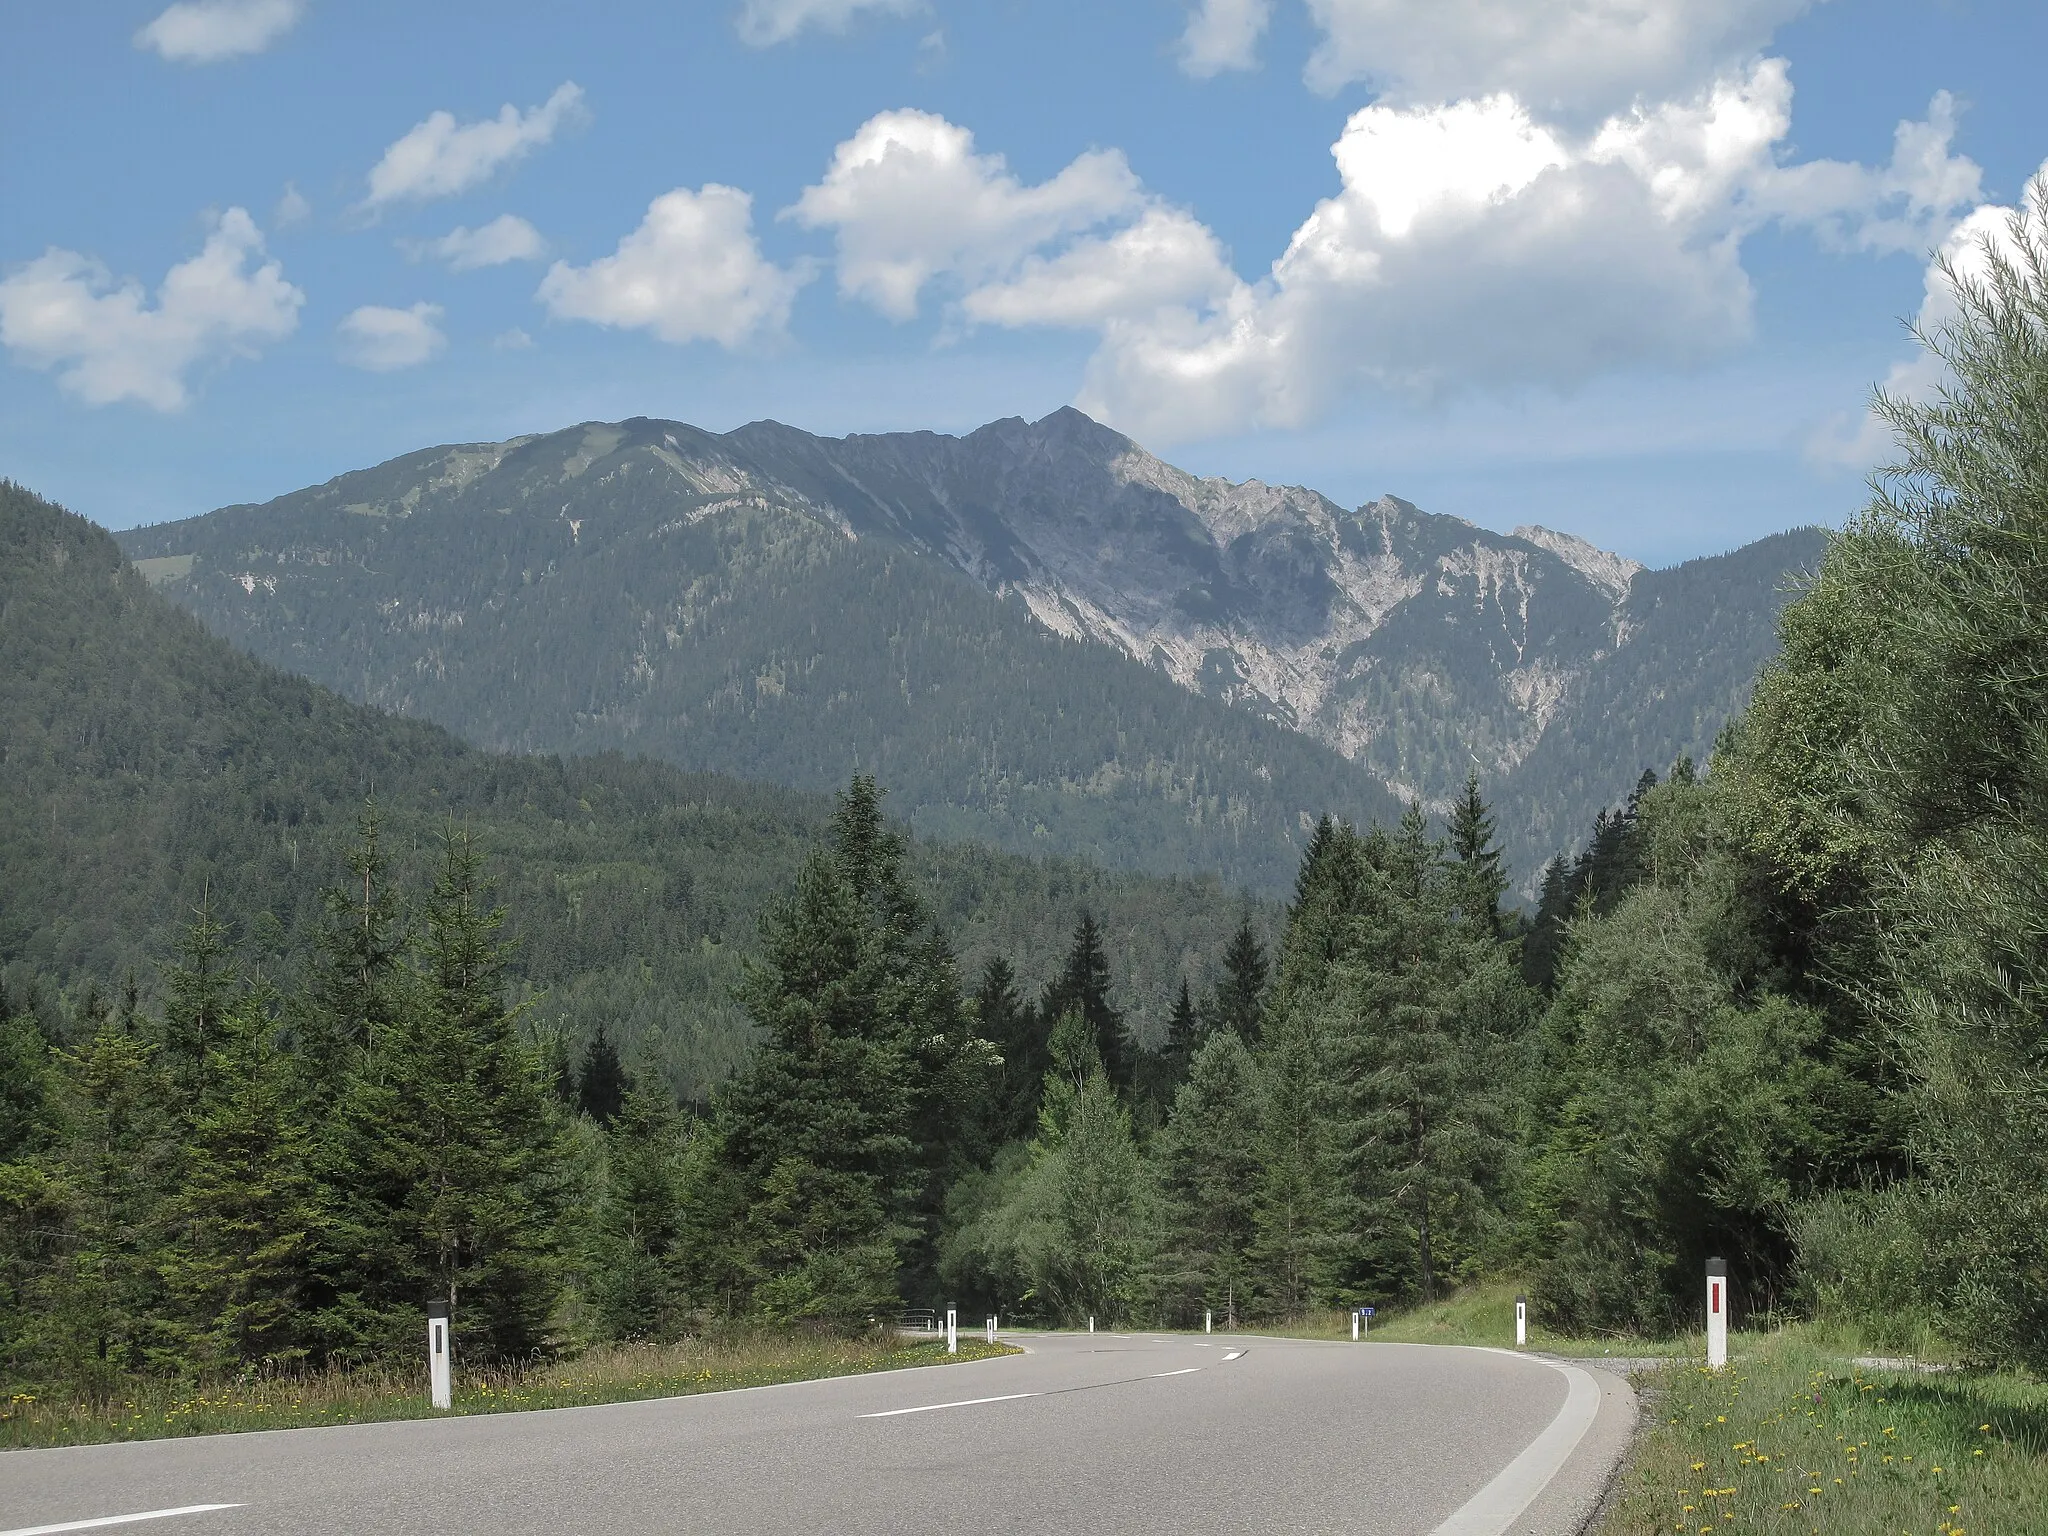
[1706,1258,1728,1370]
[427,1299,452,1410]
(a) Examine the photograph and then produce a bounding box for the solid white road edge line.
[0,1506,244,1536]
[1426,1353,1602,1536]
[860,1392,1040,1418]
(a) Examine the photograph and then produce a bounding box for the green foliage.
[1153,1030,1261,1325]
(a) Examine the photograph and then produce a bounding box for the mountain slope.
[2,479,1269,1096]
[117,410,1824,891]
[114,421,1405,892]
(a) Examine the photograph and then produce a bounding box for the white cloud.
[363,83,586,211]
[274,182,311,228]
[788,109,1142,320]
[419,214,546,271]
[135,0,302,63]
[736,0,919,46]
[493,327,534,350]
[537,185,809,348]
[0,208,302,410]
[1071,68,1982,443]
[1806,180,2039,469]
[1177,0,1272,78]
[337,302,446,371]
[1297,0,1811,115]
[961,207,1237,328]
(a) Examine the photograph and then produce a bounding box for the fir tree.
[306,802,405,1089]
[1042,912,1132,1094]
[975,955,1043,1143]
[576,1025,630,1125]
[1155,1030,1261,1326]
[158,891,235,1097]
[1446,771,1509,937]
[1211,920,1269,1042]
[161,986,319,1373]
[590,1080,685,1339]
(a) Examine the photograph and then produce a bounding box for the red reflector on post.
[1711,1282,1721,1314]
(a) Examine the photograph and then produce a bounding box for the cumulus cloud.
[135,0,302,63]
[736,0,920,46]
[788,109,1145,320]
[363,83,586,211]
[0,208,302,410]
[537,185,809,348]
[1807,174,2042,469]
[961,207,1238,328]
[337,302,446,371]
[1296,0,1811,116]
[1070,69,1982,442]
[418,214,546,271]
[1177,0,1272,77]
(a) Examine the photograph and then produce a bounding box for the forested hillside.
[114,412,1816,895]
[0,480,1270,1098]
[115,441,1402,894]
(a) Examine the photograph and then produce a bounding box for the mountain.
[1,479,1270,1097]
[116,410,1826,891]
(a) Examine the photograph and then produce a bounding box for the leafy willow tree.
[1723,183,2048,1365]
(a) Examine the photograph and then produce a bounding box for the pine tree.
[576,1025,630,1125]
[325,826,566,1360]
[158,890,235,1097]
[1446,771,1509,937]
[1156,979,1203,1094]
[976,955,1044,1144]
[1042,912,1132,1094]
[716,777,968,1325]
[1211,920,1269,1042]
[1155,1030,1261,1326]
[306,802,405,1090]
[161,986,319,1373]
[1521,856,1574,992]
[590,1080,685,1340]
[1248,1002,1332,1320]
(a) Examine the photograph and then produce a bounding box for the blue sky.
[3,0,2044,564]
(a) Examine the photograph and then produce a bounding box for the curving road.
[0,1333,1636,1536]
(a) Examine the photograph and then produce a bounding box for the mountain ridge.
[117,409,1825,891]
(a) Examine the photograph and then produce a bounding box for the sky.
[2,0,2044,565]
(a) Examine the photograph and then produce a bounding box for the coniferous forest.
[6,189,2048,1398]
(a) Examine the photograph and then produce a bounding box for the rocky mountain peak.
[1511,524,1642,601]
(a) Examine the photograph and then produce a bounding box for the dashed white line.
[1222,1350,1246,1360]
[0,1507,243,1536]
[860,1392,1040,1418]
[1149,1368,1201,1378]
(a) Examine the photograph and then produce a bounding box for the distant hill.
[2,479,1268,1097]
[116,410,1825,891]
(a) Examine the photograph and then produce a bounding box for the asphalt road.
[0,1333,1636,1536]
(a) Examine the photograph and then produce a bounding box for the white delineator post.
[1706,1258,1728,1369]
[427,1300,452,1410]
[1516,1294,1528,1348]
[1205,1309,1212,1335]
[1351,1309,1359,1342]
[946,1305,958,1355]
[1088,1316,1095,1334]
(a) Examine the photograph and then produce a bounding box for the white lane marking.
[861,1392,1039,1418]
[1,1507,243,1536]
[1149,1368,1201,1378]
[1222,1350,1246,1360]
[1426,1353,1602,1536]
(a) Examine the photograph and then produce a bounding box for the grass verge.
[1594,1333,2048,1535]
[0,1332,1020,1449]
[1205,1282,1692,1358]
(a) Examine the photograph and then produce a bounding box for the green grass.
[0,1332,1020,1449]
[1594,1333,2048,1535]
[1202,1282,1693,1358]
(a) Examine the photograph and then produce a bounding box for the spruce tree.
[976,955,1044,1143]
[1446,771,1509,937]
[306,802,405,1090]
[1155,1029,1261,1325]
[1211,920,1269,1042]
[576,1025,630,1125]
[1042,912,1131,1093]
[590,1080,685,1340]
[158,890,235,1097]
[161,986,319,1373]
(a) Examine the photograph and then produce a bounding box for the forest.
[3,187,2046,1392]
